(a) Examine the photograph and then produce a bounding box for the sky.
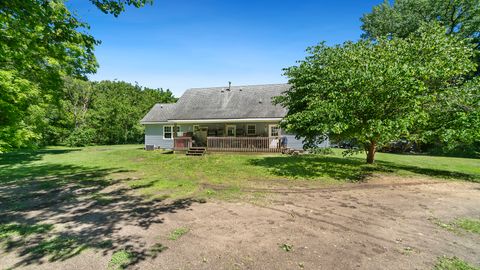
[67,0,383,96]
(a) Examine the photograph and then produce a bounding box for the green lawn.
[0,145,479,205]
[0,145,479,268]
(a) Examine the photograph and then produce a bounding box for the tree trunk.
[366,141,376,164]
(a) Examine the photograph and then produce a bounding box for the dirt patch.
[1,176,479,269]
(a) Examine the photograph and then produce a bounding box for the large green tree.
[361,0,480,155]
[276,25,476,163]
[0,0,151,152]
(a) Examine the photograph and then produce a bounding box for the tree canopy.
[361,0,480,46]
[0,0,152,152]
[276,24,477,163]
[48,79,176,147]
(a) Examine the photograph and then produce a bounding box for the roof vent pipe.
[228,81,231,91]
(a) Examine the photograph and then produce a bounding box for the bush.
[64,128,97,147]
[308,147,334,155]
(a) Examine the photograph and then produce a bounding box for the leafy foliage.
[0,0,152,152]
[90,0,153,17]
[276,24,476,163]
[59,79,176,146]
[361,1,480,156]
[361,0,480,45]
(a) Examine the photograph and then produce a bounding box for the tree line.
[45,79,176,147]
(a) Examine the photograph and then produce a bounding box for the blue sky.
[67,0,383,96]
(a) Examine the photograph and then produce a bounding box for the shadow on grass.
[249,155,479,183]
[0,152,202,269]
[0,148,81,167]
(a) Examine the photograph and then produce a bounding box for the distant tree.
[276,24,476,164]
[83,81,176,146]
[361,0,480,46]
[63,77,95,129]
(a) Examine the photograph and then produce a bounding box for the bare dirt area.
[1,176,479,270]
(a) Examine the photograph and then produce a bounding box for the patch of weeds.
[25,236,87,262]
[401,246,415,255]
[430,217,480,235]
[108,250,134,270]
[455,218,480,235]
[0,223,53,240]
[149,243,168,257]
[429,217,458,232]
[434,256,479,270]
[280,243,293,252]
[168,227,189,240]
[204,189,216,197]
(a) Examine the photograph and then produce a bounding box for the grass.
[108,250,135,270]
[0,223,53,240]
[434,256,479,270]
[431,217,480,235]
[168,227,189,240]
[455,218,480,234]
[0,145,479,268]
[0,145,478,204]
[25,236,87,262]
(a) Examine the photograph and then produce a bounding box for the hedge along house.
[140,83,329,152]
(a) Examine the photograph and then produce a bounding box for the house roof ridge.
[185,83,289,91]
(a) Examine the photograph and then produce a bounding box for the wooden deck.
[174,136,284,152]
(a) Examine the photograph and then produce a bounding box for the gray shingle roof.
[141,103,177,123]
[141,84,289,122]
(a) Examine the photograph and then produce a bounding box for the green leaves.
[89,0,153,17]
[361,0,480,45]
[277,24,477,162]
[0,0,153,151]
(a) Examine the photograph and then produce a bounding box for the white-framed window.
[163,125,173,140]
[246,124,256,135]
[226,125,236,137]
[268,124,279,137]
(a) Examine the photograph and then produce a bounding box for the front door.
[226,125,236,137]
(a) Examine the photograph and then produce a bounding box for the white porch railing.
[207,136,284,152]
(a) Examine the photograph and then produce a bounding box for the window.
[247,124,256,135]
[163,125,173,140]
[269,124,279,137]
[226,125,236,137]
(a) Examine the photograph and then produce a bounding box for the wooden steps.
[186,147,206,156]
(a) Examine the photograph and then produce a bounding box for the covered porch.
[171,121,286,152]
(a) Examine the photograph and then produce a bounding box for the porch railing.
[207,136,285,152]
[173,137,193,150]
